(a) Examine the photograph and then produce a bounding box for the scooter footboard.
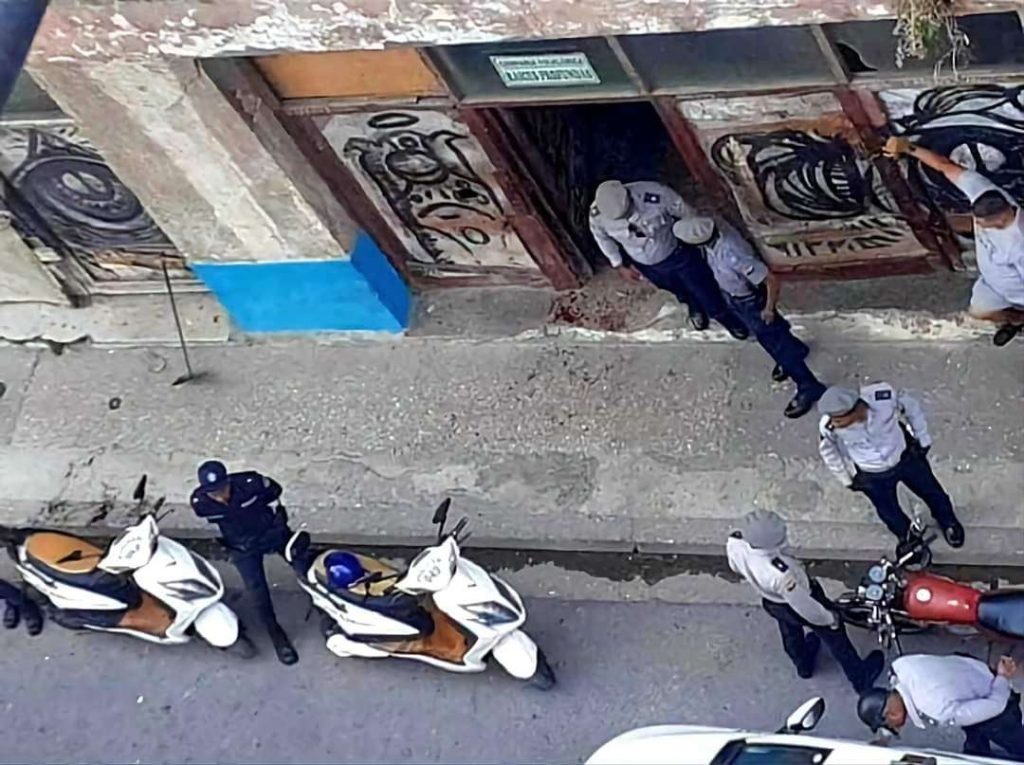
[192,602,239,648]
[491,629,539,680]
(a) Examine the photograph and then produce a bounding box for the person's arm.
[779,576,838,628]
[259,475,283,504]
[897,389,932,449]
[818,420,855,487]
[945,675,1011,728]
[588,217,625,269]
[885,137,964,183]
[190,492,225,521]
[762,272,782,323]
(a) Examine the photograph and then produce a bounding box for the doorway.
[498,100,692,272]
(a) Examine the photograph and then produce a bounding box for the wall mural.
[681,92,927,269]
[0,125,175,264]
[883,85,1024,213]
[321,110,536,271]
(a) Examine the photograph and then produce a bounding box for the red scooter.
[836,534,1024,654]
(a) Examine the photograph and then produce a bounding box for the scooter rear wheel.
[529,648,557,691]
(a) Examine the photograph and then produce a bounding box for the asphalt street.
[0,589,1003,764]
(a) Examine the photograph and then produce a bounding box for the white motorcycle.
[285,498,555,688]
[7,476,251,654]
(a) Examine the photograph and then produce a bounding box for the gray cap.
[741,509,787,550]
[673,216,716,245]
[595,180,630,219]
[818,385,860,417]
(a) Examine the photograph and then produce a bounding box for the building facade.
[2,0,1022,334]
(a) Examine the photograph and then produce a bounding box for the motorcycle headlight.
[868,565,887,584]
[464,601,519,627]
[865,584,885,602]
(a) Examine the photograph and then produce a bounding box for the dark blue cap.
[198,460,228,490]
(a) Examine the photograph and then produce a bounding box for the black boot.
[269,623,299,665]
[771,363,790,383]
[688,308,709,331]
[21,600,43,636]
[943,519,965,548]
[993,324,1023,347]
[3,602,19,630]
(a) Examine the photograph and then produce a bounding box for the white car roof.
[585,726,1016,765]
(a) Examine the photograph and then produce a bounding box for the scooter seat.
[24,532,141,608]
[311,550,433,635]
[978,590,1024,639]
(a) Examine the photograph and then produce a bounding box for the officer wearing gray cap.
[727,510,884,691]
[674,216,825,419]
[588,179,748,337]
[818,382,964,550]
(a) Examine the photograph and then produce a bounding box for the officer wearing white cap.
[726,510,884,691]
[858,653,1023,758]
[884,137,1024,347]
[817,382,965,550]
[674,216,825,419]
[588,179,749,337]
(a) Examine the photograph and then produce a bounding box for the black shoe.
[784,393,816,419]
[943,519,965,549]
[21,601,42,636]
[269,625,299,665]
[688,309,709,331]
[726,324,750,340]
[797,633,821,679]
[3,603,19,630]
[771,364,790,383]
[993,324,1023,347]
[856,650,886,693]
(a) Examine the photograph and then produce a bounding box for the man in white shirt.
[817,382,964,551]
[885,137,1024,347]
[858,653,1023,760]
[726,509,883,691]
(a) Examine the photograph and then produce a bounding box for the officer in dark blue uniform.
[1,578,42,636]
[190,460,304,665]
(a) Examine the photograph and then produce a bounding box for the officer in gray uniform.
[588,179,748,337]
[726,510,884,692]
[724,512,884,692]
[817,382,964,551]
[674,216,825,419]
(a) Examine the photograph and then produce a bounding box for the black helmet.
[857,687,891,733]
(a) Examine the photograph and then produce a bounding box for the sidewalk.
[0,278,1021,563]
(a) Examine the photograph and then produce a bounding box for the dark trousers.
[634,246,746,333]
[230,537,312,630]
[761,580,872,692]
[854,448,957,540]
[964,693,1024,761]
[726,291,826,401]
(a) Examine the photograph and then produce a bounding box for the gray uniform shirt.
[725,535,837,627]
[704,221,770,298]
[892,654,1010,729]
[588,181,695,268]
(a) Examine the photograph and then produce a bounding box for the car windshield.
[724,744,829,765]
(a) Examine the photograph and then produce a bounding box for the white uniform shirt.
[725,535,837,627]
[588,181,696,268]
[818,382,932,486]
[892,654,1010,729]
[704,221,770,298]
[953,170,1024,307]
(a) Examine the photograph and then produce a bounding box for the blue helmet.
[325,551,365,591]
[198,460,228,490]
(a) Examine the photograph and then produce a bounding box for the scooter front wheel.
[529,648,556,691]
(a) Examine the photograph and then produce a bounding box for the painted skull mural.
[322,110,536,270]
[884,85,1024,213]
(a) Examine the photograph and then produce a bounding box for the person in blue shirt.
[190,460,306,665]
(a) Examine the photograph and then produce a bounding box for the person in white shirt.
[726,509,883,691]
[817,381,964,551]
[884,137,1024,347]
[858,653,1024,760]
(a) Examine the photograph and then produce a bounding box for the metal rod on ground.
[161,259,200,386]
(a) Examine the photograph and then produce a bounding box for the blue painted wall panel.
[350,231,411,327]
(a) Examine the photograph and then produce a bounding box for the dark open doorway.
[498,100,692,273]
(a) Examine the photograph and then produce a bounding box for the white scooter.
[8,476,251,654]
[285,498,555,688]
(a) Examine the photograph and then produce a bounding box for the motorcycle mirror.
[778,697,825,734]
[133,475,148,502]
[432,498,451,526]
[450,517,469,540]
[152,497,166,514]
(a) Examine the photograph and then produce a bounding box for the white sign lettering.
[489,53,601,89]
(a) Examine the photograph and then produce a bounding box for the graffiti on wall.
[883,85,1024,213]
[321,110,536,270]
[763,215,909,261]
[710,129,898,223]
[0,125,174,258]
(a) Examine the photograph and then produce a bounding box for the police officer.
[191,460,305,665]
[859,653,1024,760]
[726,510,884,692]
[674,216,826,419]
[884,137,1024,347]
[588,179,749,337]
[1,578,42,636]
[817,382,965,551]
